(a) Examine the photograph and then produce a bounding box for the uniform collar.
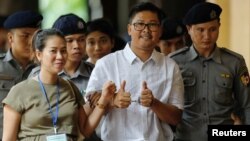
[124,43,160,64]
[3,49,36,69]
[59,61,92,78]
[188,44,222,64]
[187,45,199,61]
[3,49,14,62]
[210,46,222,64]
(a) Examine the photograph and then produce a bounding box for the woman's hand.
[98,81,116,106]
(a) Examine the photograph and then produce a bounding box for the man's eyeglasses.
[132,22,160,32]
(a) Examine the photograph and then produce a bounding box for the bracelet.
[96,102,106,109]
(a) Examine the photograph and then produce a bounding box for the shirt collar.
[188,45,199,61]
[210,46,222,64]
[3,49,36,69]
[124,43,137,64]
[123,43,160,64]
[188,45,221,64]
[3,49,14,62]
[59,61,92,78]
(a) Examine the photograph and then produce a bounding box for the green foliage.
[39,0,88,28]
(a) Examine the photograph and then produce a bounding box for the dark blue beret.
[160,18,186,40]
[52,13,86,36]
[0,16,8,28]
[183,2,222,25]
[3,10,43,29]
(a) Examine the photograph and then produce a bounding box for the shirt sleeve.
[167,62,184,110]
[2,84,25,113]
[234,58,250,124]
[85,59,108,98]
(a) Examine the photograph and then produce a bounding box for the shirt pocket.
[0,74,15,101]
[213,76,233,105]
[182,72,196,104]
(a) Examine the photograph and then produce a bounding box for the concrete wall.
[209,0,250,68]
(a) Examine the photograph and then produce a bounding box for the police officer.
[53,13,94,95]
[0,10,42,139]
[157,18,187,56]
[170,2,250,141]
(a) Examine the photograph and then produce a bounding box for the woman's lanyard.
[38,74,60,134]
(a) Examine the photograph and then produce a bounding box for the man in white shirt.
[86,2,184,141]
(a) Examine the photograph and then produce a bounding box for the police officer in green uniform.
[170,2,250,141]
[0,10,42,140]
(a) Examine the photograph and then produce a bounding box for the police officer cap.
[3,10,43,29]
[183,2,222,25]
[52,13,86,36]
[160,18,186,40]
[0,16,8,28]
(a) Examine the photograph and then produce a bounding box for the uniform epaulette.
[220,47,243,59]
[168,46,189,57]
[0,53,6,59]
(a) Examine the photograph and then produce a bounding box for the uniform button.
[204,113,207,116]
[202,97,206,100]
[203,64,206,67]
[202,80,206,83]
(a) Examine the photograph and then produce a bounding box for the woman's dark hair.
[128,2,165,24]
[86,18,115,40]
[32,28,65,52]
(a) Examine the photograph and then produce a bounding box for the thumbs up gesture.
[140,81,154,107]
[113,80,131,108]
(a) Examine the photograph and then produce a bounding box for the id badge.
[46,134,67,141]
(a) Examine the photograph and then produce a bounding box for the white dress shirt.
[86,43,184,141]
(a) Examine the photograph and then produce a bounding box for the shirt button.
[202,97,206,100]
[203,64,206,68]
[202,80,206,83]
[204,113,207,116]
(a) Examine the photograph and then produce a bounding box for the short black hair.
[86,18,115,40]
[128,2,165,24]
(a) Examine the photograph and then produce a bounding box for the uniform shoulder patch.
[168,46,189,57]
[240,69,250,87]
[220,48,243,59]
[239,62,250,87]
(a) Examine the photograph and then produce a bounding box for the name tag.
[46,134,67,141]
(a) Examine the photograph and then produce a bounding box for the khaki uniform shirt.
[170,45,250,141]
